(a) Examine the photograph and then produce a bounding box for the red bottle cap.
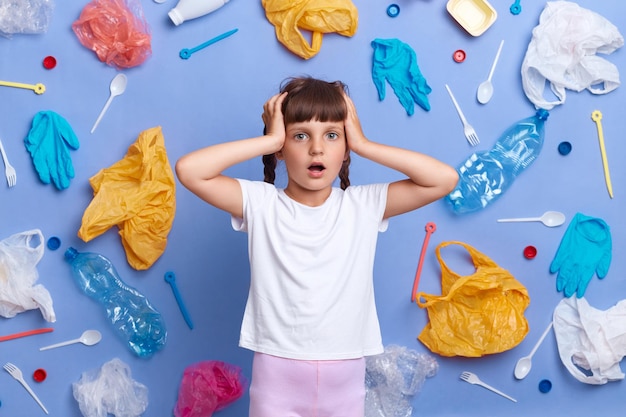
[33,368,47,382]
[453,49,466,63]
[523,246,537,259]
[43,56,57,70]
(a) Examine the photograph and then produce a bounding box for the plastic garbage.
[0,0,54,38]
[521,1,623,110]
[65,247,167,358]
[0,229,55,322]
[169,0,230,26]
[72,0,152,69]
[446,109,549,214]
[174,361,246,417]
[73,358,148,417]
[77,126,176,271]
[25,111,80,190]
[371,38,432,115]
[261,0,358,60]
[554,297,626,385]
[365,345,438,417]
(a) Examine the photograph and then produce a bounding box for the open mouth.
[308,163,326,172]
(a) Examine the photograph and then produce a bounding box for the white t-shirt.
[231,179,389,360]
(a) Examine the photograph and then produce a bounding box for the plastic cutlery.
[0,137,17,187]
[497,211,565,227]
[0,79,45,94]
[514,321,553,379]
[445,84,479,146]
[165,271,194,329]
[180,28,238,59]
[91,73,127,134]
[460,371,517,402]
[39,329,102,351]
[477,40,504,104]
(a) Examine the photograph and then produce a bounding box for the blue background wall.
[1,0,626,415]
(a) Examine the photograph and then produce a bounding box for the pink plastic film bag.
[72,0,151,69]
[174,361,246,417]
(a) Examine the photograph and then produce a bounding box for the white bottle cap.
[168,9,184,26]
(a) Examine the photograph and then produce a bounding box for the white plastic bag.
[521,1,623,110]
[0,229,55,322]
[553,297,626,385]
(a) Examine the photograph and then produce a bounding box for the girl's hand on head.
[343,93,368,154]
[262,92,287,152]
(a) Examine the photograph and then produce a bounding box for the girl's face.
[277,119,348,206]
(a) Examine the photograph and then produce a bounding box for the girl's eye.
[294,133,308,141]
[327,132,339,140]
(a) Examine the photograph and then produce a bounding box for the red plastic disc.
[33,368,47,382]
[453,49,466,63]
[43,56,57,70]
[523,246,537,259]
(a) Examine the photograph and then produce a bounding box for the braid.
[339,154,351,190]
[263,154,277,185]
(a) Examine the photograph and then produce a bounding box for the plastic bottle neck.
[65,247,78,262]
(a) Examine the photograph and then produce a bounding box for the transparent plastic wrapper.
[174,361,247,417]
[365,345,438,417]
[72,0,151,69]
[0,229,55,322]
[73,358,148,417]
[521,1,623,110]
[446,109,549,214]
[0,0,54,37]
[65,247,167,358]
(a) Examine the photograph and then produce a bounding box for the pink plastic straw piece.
[411,222,437,302]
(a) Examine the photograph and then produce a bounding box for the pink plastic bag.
[174,361,247,417]
[72,0,151,69]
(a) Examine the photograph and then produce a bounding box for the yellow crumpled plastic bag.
[416,241,530,357]
[78,126,175,270]
[262,0,358,60]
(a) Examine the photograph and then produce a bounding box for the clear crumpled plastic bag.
[0,0,54,38]
[72,358,148,417]
[365,345,438,417]
[174,361,247,417]
[0,229,55,322]
[521,1,624,110]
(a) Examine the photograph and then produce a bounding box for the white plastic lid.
[168,9,183,26]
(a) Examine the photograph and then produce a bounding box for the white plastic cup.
[168,0,230,26]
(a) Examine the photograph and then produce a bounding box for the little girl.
[176,77,458,417]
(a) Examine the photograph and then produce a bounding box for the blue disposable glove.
[371,38,432,115]
[25,111,79,190]
[550,213,612,298]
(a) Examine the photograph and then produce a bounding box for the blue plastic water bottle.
[446,109,549,214]
[65,247,167,357]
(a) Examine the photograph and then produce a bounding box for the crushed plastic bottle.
[65,247,167,357]
[446,109,549,214]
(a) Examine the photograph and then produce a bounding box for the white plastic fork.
[0,137,16,187]
[445,84,480,146]
[459,371,517,403]
[4,362,49,414]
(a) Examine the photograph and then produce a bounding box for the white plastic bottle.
[168,0,230,26]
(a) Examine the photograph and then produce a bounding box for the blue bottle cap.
[387,4,400,17]
[47,236,61,251]
[558,141,572,155]
[538,379,552,393]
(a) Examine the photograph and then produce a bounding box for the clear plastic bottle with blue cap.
[446,109,549,214]
[64,247,167,357]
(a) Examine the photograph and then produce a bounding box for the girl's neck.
[284,184,333,207]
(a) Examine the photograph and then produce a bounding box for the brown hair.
[263,77,351,190]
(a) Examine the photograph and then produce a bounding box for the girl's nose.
[309,138,324,155]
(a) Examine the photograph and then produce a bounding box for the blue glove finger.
[52,132,74,190]
[407,83,431,112]
[50,112,79,150]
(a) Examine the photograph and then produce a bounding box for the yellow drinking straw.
[591,110,613,199]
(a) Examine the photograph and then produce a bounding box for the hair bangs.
[280,77,347,124]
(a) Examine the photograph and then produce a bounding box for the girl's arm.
[343,95,459,219]
[175,93,287,218]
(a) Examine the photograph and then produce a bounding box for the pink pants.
[249,353,366,417]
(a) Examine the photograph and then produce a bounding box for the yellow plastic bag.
[416,241,529,357]
[262,0,358,60]
[78,126,175,270]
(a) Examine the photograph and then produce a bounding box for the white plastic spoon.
[91,73,127,133]
[39,330,102,351]
[514,321,553,379]
[477,40,504,104]
[497,211,565,227]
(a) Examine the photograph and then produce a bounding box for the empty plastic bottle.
[65,247,167,358]
[168,0,230,26]
[446,109,549,214]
